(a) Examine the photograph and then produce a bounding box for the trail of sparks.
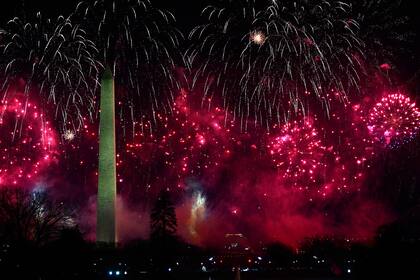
[188,0,364,128]
[0,13,100,131]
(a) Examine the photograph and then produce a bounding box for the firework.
[267,118,326,191]
[0,95,57,186]
[367,93,420,146]
[188,0,364,129]
[74,0,185,129]
[122,89,236,194]
[316,104,376,197]
[250,31,266,45]
[0,13,100,132]
[0,0,416,249]
[63,130,76,141]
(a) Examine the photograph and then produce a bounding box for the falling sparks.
[74,0,185,130]
[0,13,100,131]
[188,0,364,128]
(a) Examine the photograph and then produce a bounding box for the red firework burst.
[267,118,326,190]
[122,89,236,192]
[367,93,420,145]
[0,96,57,186]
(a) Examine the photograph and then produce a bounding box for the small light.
[115,271,120,276]
[347,268,351,274]
[250,31,266,45]
[108,270,113,275]
[63,130,75,141]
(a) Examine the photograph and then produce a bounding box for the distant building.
[216,233,256,269]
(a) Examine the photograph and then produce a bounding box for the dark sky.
[1,0,418,35]
[0,0,207,32]
[1,0,418,32]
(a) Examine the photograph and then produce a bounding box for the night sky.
[1,0,204,29]
[1,0,419,71]
[0,1,417,34]
[1,0,420,249]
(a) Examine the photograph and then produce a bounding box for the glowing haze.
[1,86,419,249]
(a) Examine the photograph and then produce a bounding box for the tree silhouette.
[150,191,177,241]
[0,187,72,246]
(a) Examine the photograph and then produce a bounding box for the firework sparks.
[74,0,185,132]
[0,95,57,186]
[267,118,326,191]
[0,0,417,250]
[0,13,100,131]
[188,0,364,129]
[250,31,266,45]
[367,93,420,146]
[352,0,414,69]
[63,130,76,141]
[122,89,236,194]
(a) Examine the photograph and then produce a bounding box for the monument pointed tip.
[103,66,113,80]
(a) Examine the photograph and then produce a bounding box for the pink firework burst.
[368,93,420,146]
[267,118,326,190]
[122,89,236,192]
[0,95,57,186]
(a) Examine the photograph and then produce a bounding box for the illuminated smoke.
[188,192,206,237]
